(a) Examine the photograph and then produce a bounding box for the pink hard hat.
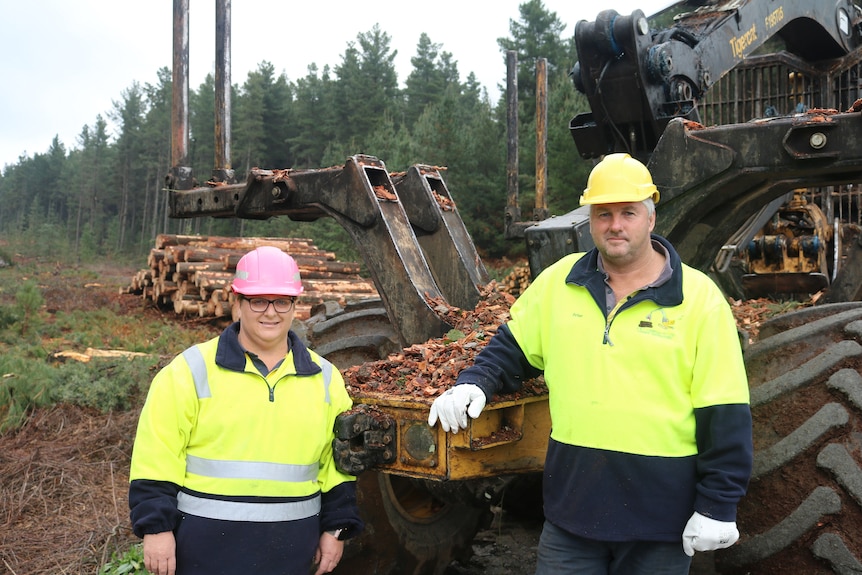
[232,246,304,296]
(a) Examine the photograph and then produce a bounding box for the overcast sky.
[0,0,673,170]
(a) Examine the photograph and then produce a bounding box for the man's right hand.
[428,384,486,433]
[143,531,176,575]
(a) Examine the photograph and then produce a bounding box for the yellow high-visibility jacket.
[456,235,752,542]
[129,324,362,573]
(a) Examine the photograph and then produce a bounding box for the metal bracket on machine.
[333,404,397,475]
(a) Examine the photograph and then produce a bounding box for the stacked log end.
[122,234,379,321]
[500,264,532,298]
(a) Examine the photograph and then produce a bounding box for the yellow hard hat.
[579,153,660,206]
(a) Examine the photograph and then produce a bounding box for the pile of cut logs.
[124,234,379,321]
[500,263,532,297]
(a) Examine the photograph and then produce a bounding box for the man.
[429,153,752,574]
[129,246,363,575]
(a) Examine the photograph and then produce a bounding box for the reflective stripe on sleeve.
[185,454,319,482]
[182,345,211,399]
[320,357,333,404]
[177,491,321,522]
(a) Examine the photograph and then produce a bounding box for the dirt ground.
[446,513,544,575]
[444,513,721,575]
[0,259,820,574]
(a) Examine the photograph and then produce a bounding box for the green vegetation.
[14,280,43,337]
[0,249,216,434]
[99,543,149,575]
[444,329,467,343]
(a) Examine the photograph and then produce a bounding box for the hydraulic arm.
[167,156,488,348]
[571,0,862,161]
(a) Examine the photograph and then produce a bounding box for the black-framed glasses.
[244,296,296,313]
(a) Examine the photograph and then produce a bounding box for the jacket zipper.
[603,321,613,346]
[603,302,622,346]
[603,297,634,346]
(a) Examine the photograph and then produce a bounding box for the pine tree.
[289,64,338,168]
[140,68,174,241]
[498,0,571,103]
[110,82,146,252]
[233,62,273,173]
[404,33,458,126]
[334,25,400,143]
[190,73,217,177]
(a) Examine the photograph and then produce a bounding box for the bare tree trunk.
[118,157,130,251]
[140,167,152,250]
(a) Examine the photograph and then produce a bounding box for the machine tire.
[336,473,489,575]
[378,474,488,574]
[712,303,862,575]
[303,298,402,367]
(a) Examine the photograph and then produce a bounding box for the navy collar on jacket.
[215,322,323,377]
[565,234,685,311]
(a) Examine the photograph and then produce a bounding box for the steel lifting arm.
[648,111,862,276]
[392,165,490,309]
[166,155,487,347]
[570,0,862,161]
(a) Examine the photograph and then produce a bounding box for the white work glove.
[427,384,486,433]
[682,511,739,556]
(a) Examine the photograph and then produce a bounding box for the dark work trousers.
[534,520,692,575]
